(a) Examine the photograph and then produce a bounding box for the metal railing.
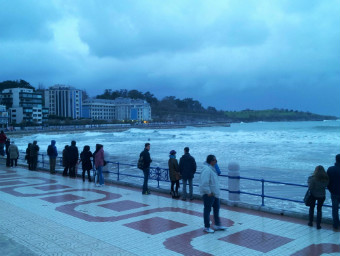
[17,151,331,209]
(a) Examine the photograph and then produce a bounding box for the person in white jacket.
[199,155,227,233]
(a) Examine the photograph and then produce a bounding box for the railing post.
[261,179,265,206]
[117,162,120,181]
[228,162,240,201]
[156,167,160,188]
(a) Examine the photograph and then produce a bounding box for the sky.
[0,0,339,116]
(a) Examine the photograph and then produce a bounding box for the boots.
[171,191,175,199]
[175,191,180,199]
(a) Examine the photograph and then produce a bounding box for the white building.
[0,105,8,128]
[0,88,46,124]
[82,98,151,121]
[44,85,82,119]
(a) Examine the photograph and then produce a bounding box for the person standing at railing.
[62,145,70,176]
[307,165,329,229]
[140,143,152,195]
[80,145,93,182]
[0,130,7,156]
[29,141,39,171]
[8,140,19,167]
[47,140,58,174]
[5,138,11,167]
[179,147,196,201]
[199,155,227,233]
[327,154,340,230]
[94,144,105,186]
[168,150,180,199]
[68,141,79,178]
[25,143,32,169]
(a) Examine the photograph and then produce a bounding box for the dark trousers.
[10,159,17,167]
[203,194,221,228]
[82,169,92,182]
[69,164,76,177]
[142,168,150,193]
[309,195,325,227]
[49,158,56,173]
[171,180,179,192]
[63,166,69,176]
[6,155,10,167]
[30,156,38,170]
[331,194,340,229]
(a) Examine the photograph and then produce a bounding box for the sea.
[8,120,340,215]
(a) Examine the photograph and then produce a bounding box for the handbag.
[304,189,313,206]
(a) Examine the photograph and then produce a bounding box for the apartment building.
[44,85,82,119]
[82,98,151,121]
[0,88,47,124]
[0,105,8,128]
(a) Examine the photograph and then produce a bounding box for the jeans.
[182,178,193,199]
[10,158,17,167]
[203,194,221,228]
[49,158,56,173]
[331,194,340,229]
[97,166,104,185]
[142,168,150,193]
[308,195,325,227]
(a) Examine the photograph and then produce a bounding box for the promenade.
[0,165,339,256]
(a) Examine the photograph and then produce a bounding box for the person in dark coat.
[47,140,58,174]
[25,143,32,169]
[80,145,93,182]
[327,154,340,230]
[68,140,79,178]
[179,147,197,200]
[5,138,11,167]
[140,143,152,195]
[168,150,181,198]
[29,141,39,171]
[307,165,329,229]
[0,130,7,156]
[62,145,70,176]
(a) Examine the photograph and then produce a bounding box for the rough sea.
[9,120,340,216]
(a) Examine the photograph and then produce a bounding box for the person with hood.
[68,140,79,178]
[5,138,11,167]
[179,147,197,200]
[80,145,93,182]
[168,150,181,198]
[94,144,105,186]
[327,154,340,230]
[47,140,58,174]
[199,155,227,233]
[62,145,70,176]
[8,140,19,167]
[30,141,39,170]
[0,130,7,156]
[139,143,152,195]
[307,165,329,229]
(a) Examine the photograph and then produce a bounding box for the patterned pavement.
[0,165,339,256]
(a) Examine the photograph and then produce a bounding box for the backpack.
[137,155,144,170]
[47,145,53,156]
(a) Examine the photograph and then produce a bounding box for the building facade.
[0,105,8,128]
[44,85,82,119]
[82,98,151,121]
[0,88,47,124]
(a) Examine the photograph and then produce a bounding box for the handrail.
[16,151,331,209]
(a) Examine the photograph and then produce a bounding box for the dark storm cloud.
[0,0,339,116]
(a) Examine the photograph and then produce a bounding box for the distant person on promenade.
[139,143,152,195]
[62,145,70,176]
[199,155,227,233]
[25,143,32,169]
[47,140,58,174]
[29,141,39,171]
[179,147,196,200]
[68,141,79,178]
[80,145,93,182]
[5,138,11,167]
[307,165,329,229]
[168,150,180,199]
[8,141,19,167]
[327,154,340,230]
[94,144,105,186]
[0,130,7,156]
